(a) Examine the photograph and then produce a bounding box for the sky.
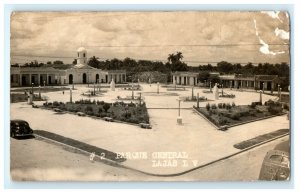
[10,11,290,66]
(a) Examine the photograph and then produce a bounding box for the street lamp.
[157,82,160,94]
[177,99,182,125]
[31,83,34,94]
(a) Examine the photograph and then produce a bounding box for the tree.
[167,52,188,71]
[198,71,210,83]
[103,103,110,113]
[53,60,64,65]
[72,59,77,64]
[217,61,233,74]
[87,56,100,68]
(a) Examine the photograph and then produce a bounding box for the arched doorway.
[69,74,73,84]
[83,73,87,84]
[96,74,99,83]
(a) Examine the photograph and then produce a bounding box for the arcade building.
[10,47,126,87]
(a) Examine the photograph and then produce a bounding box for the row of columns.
[17,73,52,86]
[107,74,126,83]
[172,75,196,86]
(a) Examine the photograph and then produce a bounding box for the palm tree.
[88,56,100,68]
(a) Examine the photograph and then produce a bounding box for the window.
[83,53,86,57]
[78,53,79,57]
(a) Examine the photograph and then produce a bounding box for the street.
[10,135,289,181]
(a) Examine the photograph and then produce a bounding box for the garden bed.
[42,99,150,124]
[194,100,286,129]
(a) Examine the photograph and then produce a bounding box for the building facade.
[171,71,198,86]
[219,74,281,91]
[10,47,126,87]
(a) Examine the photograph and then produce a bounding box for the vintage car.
[10,120,34,138]
[258,140,290,180]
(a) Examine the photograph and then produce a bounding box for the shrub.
[86,111,94,116]
[206,103,210,111]
[99,112,107,117]
[128,117,139,124]
[85,106,93,113]
[232,102,236,107]
[75,106,82,112]
[230,112,240,120]
[283,103,289,111]
[97,101,105,105]
[218,103,223,108]
[98,107,103,113]
[103,103,111,112]
[218,116,228,125]
[128,102,136,107]
[226,103,231,110]
[211,104,217,109]
[222,103,226,109]
[268,105,283,115]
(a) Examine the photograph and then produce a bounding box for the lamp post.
[263,82,265,93]
[132,84,134,100]
[209,81,212,92]
[221,84,224,96]
[31,83,34,94]
[70,88,72,103]
[157,82,160,94]
[93,82,96,95]
[38,85,41,99]
[177,99,182,125]
[279,88,282,102]
[259,90,262,104]
[278,84,280,97]
[191,86,194,100]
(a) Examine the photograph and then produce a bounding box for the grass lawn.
[10,93,44,103]
[44,99,150,124]
[11,87,71,93]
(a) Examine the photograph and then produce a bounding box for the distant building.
[172,71,198,86]
[219,74,281,91]
[171,71,282,92]
[10,47,126,87]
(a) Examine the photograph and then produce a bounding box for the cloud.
[253,19,285,56]
[261,11,283,23]
[275,27,289,40]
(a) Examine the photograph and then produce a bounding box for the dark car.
[10,120,34,138]
[259,140,290,180]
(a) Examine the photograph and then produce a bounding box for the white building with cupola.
[10,47,127,86]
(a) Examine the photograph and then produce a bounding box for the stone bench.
[139,123,152,129]
[104,117,113,122]
[77,112,86,116]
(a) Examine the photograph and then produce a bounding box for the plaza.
[10,82,289,175]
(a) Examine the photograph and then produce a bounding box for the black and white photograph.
[9,11,291,181]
